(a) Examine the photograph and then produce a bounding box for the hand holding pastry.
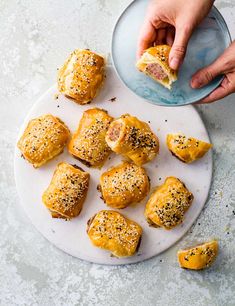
[137,0,214,69]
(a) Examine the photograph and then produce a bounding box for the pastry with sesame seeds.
[17,114,70,168]
[106,114,159,166]
[68,108,113,168]
[145,177,193,230]
[167,133,212,163]
[87,210,142,257]
[42,162,90,219]
[57,49,105,104]
[177,240,218,270]
[98,161,150,209]
[136,45,177,90]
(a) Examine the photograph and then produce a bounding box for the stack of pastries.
[17,47,216,267]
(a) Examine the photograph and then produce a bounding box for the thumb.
[191,59,224,89]
[169,25,192,70]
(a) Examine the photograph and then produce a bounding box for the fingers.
[197,76,235,104]
[169,25,193,70]
[166,27,175,46]
[155,28,166,45]
[137,20,157,58]
[191,60,225,89]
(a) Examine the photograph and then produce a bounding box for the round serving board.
[14,66,212,265]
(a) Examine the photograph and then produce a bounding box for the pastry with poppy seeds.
[17,114,70,168]
[42,162,90,219]
[145,177,193,229]
[136,45,177,90]
[105,114,159,166]
[68,108,113,168]
[98,161,150,209]
[167,133,212,163]
[178,240,218,270]
[87,210,142,257]
[57,49,105,104]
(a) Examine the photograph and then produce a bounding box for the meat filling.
[107,123,122,142]
[145,63,167,80]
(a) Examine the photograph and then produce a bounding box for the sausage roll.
[178,240,218,270]
[57,49,105,104]
[42,162,90,219]
[105,114,159,166]
[136,45,177,90]
[98,161,150,209]
[87,210,142,257]
[167,133,212,163]
[145,177,193,229]
[68,108,113,168]
[17,114,70,168]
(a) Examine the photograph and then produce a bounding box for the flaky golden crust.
[105,114,159,166]
[99,161,150,209]
[167,133,212,163]
[145,177,193,229]
[136,45,177,90]
[68,108,113,168]
[42,162,90,219]
[178,240,218,270]
[57,49,105,104]
[17,114,70,168]
[87,210,142,257]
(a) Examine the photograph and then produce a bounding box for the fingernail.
[170,58,180,70]
[191,78,203,89]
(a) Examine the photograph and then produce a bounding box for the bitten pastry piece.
[136,45,177,90]
[57,49,105,104]
[178,240,218,270]
[87,210,142,257]
[42,162,90,219]
[17,114,70,168]
[167,133,212,163]
[105,114,159,166]
[68,108,113,168]
[145,177,193,229]
[98,161,150,209]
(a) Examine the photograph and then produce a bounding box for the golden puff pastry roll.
[145,177,193,230]
[98,161,150,209]
[42,162,90,219]
[136,45,177,90]
[178,240,218,270]
[167,133,212,163]
[17,114,70,168]
[87,210,142,257]
[57,49,105,104]
[105,114,159,166]
[68,108,113,168]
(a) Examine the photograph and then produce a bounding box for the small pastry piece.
[17,114,70,168]
[98,161,150,209]
[145,177,193,229]
[105,114,159,166]
[178,240,218,270]
[167,133,212,163]
[136,45,177,90]
[68,108,113,168]
[42,162,90,219]
[57,49,105,104]
[87,210,142,257]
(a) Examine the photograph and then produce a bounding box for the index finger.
[137,20,156,59]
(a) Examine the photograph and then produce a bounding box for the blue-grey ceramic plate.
[111,0,231,106]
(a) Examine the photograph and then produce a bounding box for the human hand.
[137,0,214,70]
[191,41,235,103]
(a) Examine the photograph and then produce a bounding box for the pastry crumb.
[109,97,116,102]
[54,93,59,100]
